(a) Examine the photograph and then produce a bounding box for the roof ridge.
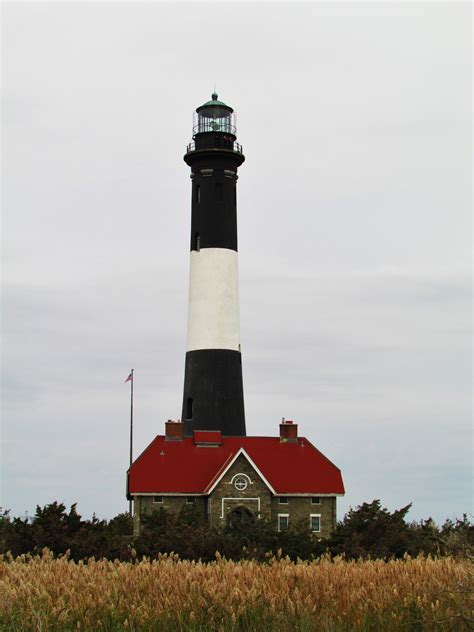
[303,437,343,473]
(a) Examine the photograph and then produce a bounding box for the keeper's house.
[128,419,344,537]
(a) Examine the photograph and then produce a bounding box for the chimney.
[279,419,298,442]
[165,420,184,441]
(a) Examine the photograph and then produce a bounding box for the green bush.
[1,500,472,561]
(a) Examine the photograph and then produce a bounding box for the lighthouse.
[127,93,345,536]
[181,93,246,437]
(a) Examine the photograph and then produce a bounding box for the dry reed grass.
[0,549,472,631]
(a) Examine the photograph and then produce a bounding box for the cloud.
[2,2,471,522]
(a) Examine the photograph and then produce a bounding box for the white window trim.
[278,497,289,504]
[311,497,321,505]
[153,496,163,504]
[230,472,252,485]
[310,513,321,533]
[278,513,289,532]
[234,477,248,491]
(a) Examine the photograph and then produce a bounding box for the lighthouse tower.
[181,93,246,437]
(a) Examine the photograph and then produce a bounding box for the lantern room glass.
[193,108,236,136]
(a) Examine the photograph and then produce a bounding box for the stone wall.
[207,454,272,528]
[270,496,336,538]
[133,495,206,537]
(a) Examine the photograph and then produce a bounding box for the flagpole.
[129,368,134,517]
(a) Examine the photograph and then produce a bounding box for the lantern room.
[193,92,236,136]
[186,93,243,156]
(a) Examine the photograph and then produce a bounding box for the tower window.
[193,232,200,251]
[215,182,223,200]
[194,184,200,203]
[186,397,193,419]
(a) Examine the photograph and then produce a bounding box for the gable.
[205,448,276,495]
[208,453,275,500]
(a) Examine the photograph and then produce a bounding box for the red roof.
[194,430,222,444]
[129,434,344,495]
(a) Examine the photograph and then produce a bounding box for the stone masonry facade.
[133,495,206,537]
[133,454,337,538]
[270,495,336,538]
[207,454,272,528]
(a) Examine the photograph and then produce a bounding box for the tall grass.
[1,549,472,631]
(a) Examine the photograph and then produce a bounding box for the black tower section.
[182,93,246,437]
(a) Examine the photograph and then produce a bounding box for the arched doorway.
[227,506,254,529]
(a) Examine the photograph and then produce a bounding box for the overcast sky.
[2,2,472,524]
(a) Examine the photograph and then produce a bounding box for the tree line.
[1,500,472,562]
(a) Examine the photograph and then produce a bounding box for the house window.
[278,514,289,532]
[153,496,163,504]
[234,476,248,491]
[311,497,321,505]
[186,397,193,419]
[194,184,200,203]
[186,497,196,504]
[310,514,321,532]
[278,497,288,504]
[215,182,223,200]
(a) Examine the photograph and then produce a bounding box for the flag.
[125,372,133,383]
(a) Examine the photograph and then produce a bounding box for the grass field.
[1,550,472,631]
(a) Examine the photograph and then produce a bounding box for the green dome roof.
[196,92,233,113]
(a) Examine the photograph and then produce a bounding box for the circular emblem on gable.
[234,476,248,491]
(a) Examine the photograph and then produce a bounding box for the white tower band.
[181,94,246,436]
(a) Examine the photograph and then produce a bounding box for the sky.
[2,2,472,524]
